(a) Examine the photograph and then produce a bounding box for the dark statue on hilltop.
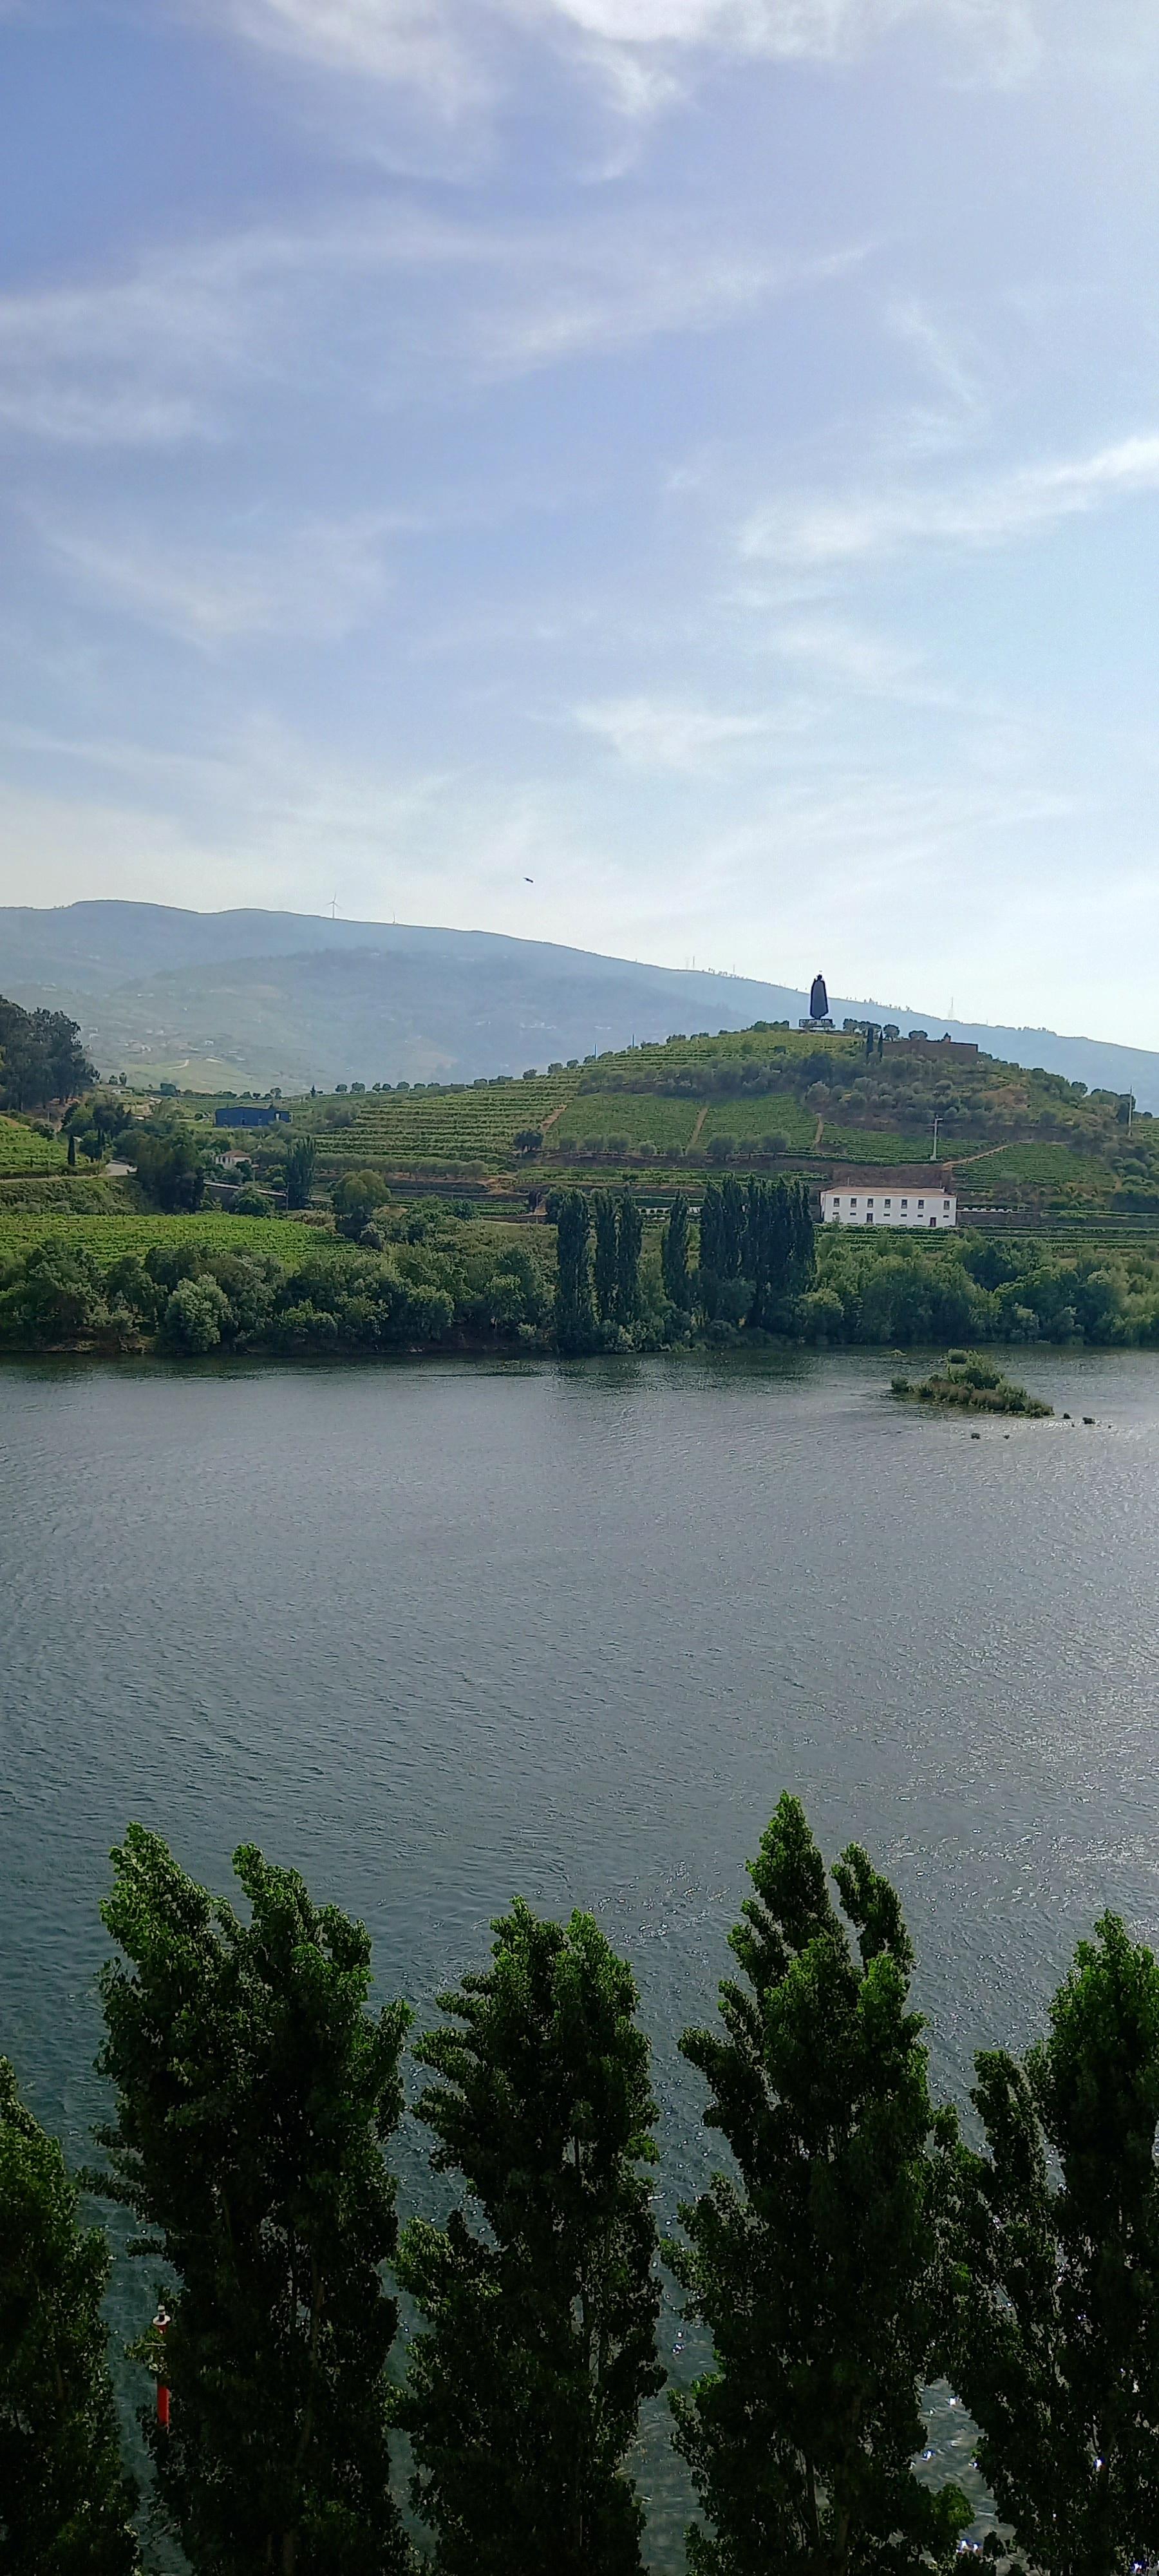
[809,973,829,1023]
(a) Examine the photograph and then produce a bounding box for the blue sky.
[3,1,1159,1041]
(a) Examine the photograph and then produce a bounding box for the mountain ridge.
[2,900,1155,1108]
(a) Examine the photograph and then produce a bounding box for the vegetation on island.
[890,1353,1053,1415]
[7,1798,1159,2572]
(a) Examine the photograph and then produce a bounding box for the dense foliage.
[397,1902,662,2575]
[670,1795,969,2576]
[6,1196,1159,1353]
[0,1215,551,1352]
[95,1828,412,2576]
[949,1918,1159,2576]
[0,2059,139,2575]
[8,1808,1159,2570]
[0,994,95,1112]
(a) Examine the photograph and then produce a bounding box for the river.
[4,1345,1159,2563]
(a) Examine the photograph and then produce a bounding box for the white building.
[820,1177,957,1230]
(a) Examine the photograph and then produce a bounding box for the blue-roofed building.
[214,1105,291,1128]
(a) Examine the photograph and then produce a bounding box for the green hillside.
[186,1019,1150,1217]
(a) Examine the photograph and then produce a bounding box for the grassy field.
[0,1117,68,1177]
[0,1213,327,1263]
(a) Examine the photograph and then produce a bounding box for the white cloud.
[574,692,802,773]
[741,432,1159,571]
[205,0,1040,110]
[36,513,395,645]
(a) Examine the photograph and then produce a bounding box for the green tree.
[593,1191,619,1323]
[0,2057,138,2575]
[93,1827,413,2576]
[331,1169,391,1240]
[949,1915,1159,2576]
[131,1122,206,1213]
[669,1794,968,2576]
[161,1276,231,1353]
[552,1189,594,1352]
[285,1136,317,1209]
[397,1900,663,2576]
[616,1191,643,1329]
[662,1192,692,1309]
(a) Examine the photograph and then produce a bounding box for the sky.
[3,2,1159,1041]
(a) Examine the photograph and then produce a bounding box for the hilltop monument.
[809,972,829,1023]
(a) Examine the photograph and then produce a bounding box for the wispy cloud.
[35,513,397,645]
[0,202,862,450]
[574,691,806,774]
[741,432,1159,571]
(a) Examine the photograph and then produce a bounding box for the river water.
[4,1345,1159,2564]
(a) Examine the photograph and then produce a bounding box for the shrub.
[162,1276,231,1354]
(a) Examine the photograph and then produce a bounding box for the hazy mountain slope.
[1,901,1155,1108]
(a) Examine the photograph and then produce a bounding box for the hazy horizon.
[3,5,1159,1043]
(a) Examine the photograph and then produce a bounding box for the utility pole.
[931,1113,939,1162]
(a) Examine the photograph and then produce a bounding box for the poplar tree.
[662,1193,692,1310]
[615,1192,643,1329]
[552,1190,594,1351]
[669,1794,968,2576]
[593,1191,618,1323]
[93,1826,412,2576]
[949,1915,1159,2576]
[0,2058,139,2576]
[397,1899,663,2576]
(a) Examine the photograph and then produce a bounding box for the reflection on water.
[4,1345,1159,2566]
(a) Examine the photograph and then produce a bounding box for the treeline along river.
[5,1345,1159,2564]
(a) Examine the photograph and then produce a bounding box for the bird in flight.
[524,875,534,884]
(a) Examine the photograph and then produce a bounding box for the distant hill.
[2,900,1156,1109]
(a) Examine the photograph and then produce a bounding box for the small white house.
[820,1177,957,1231]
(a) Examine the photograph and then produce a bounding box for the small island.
[890,1351,1053,1416]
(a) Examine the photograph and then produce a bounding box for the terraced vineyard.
[299,1071,582,1164]
[555,1092,702,1153]
[819,1124,948,1165]
[700,1094,819,1148]
[0,1213,325,1264]
[957,1142,1113,1191]
[0,1116,67,1176]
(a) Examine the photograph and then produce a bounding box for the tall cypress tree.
[949,1915,1159,2576]
[669,1794,968,2576]
[94,1826,413,2576]
[0,2058,139,2576]
[397,1900,663,2576]
[719,1176,746,1281]
[698,1185,722,1315]
[593,1192,619,1324]
[661,1193,692,1311]
[616,1192,643,1330]
[553,1190,594,1352]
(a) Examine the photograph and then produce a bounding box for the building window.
[918,1199,925,1211]
[850,1197,858,1208]
[901,1198,908,1210]
[929,1216,938,1227]
[867,1213,874,1224]
[883,1198,892,1209]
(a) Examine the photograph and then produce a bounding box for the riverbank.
[5,1205,1159,1357]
